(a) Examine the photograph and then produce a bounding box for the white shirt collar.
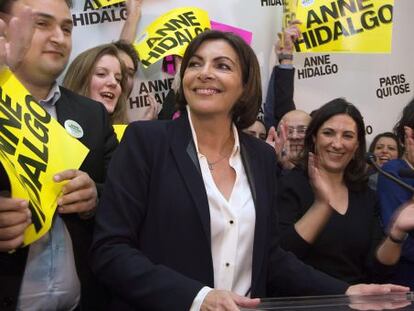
[39,82,61,106]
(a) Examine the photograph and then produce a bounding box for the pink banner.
[162,20,253,75]
[210,20,253,45]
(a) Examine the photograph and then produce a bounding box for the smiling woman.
[63,43,129,124]
[176,31,261,130]
[368,132,401,167]
[90,31,383,311]
[89,54,123,114]
[367,132,401,190]
[277,98,398,284]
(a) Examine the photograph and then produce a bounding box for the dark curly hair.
[368,132,402,158]
[175,30,262,130]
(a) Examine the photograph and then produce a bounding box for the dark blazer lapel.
[55,88,95,148]
[55,88,85,143]
[169,113,211,244]
[240,134,267,293]
[56,87,77,126]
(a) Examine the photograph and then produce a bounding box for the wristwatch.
[278,53,293,63]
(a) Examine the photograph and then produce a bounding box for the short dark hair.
[0,0,72,12]
[368,132,402,158]
[302,98,368,190]
[175,30,262,129]
[113,39,139,73]
[394,97,414,148]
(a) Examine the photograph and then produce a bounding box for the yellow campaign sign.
[91,0,124,10]
[135,7,211,68]
[113,124,127,142]
[292,0,394,53]
[0,68,89,246]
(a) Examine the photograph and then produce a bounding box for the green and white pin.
[64,120,84,139]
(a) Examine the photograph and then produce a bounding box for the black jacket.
[90,112,348,311]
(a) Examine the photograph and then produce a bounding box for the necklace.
[202,133,233,171]
[207,152,231,171]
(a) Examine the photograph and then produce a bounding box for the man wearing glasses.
[278,109,311,170]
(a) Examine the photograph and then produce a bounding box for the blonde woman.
[63,43,129,124]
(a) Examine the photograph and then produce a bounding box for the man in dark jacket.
[0,0,117,309]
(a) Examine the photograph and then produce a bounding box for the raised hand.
[266,123,294,169]
[119,0,143,43]
[403,126,414,168]
[275,19,301,63]
[308,152,331,205]
[140,92,161,120]
[0,5,35,71]
[126,0,143,19]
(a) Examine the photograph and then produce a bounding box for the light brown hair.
[63,43,129,124]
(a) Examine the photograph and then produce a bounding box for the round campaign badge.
[64,120,84,139]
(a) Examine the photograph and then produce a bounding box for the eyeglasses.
[287,126,307,137]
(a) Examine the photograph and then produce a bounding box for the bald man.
[278,109,311,169]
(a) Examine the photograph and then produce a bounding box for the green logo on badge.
[64,120,84,139]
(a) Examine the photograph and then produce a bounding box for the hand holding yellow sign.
[0,68,89,246]
[135,7,210,67]
[285,0,394,53]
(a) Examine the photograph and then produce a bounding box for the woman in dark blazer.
[90,31,407,311]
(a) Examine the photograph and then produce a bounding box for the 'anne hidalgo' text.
[294,0,393,52]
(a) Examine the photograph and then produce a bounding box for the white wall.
[69,0,413,144]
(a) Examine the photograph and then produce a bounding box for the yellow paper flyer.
[0,68,89,246]
[291,0,394,53]
[135,7,211,67]
[113,124,127,142]
[91,0,124,9]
